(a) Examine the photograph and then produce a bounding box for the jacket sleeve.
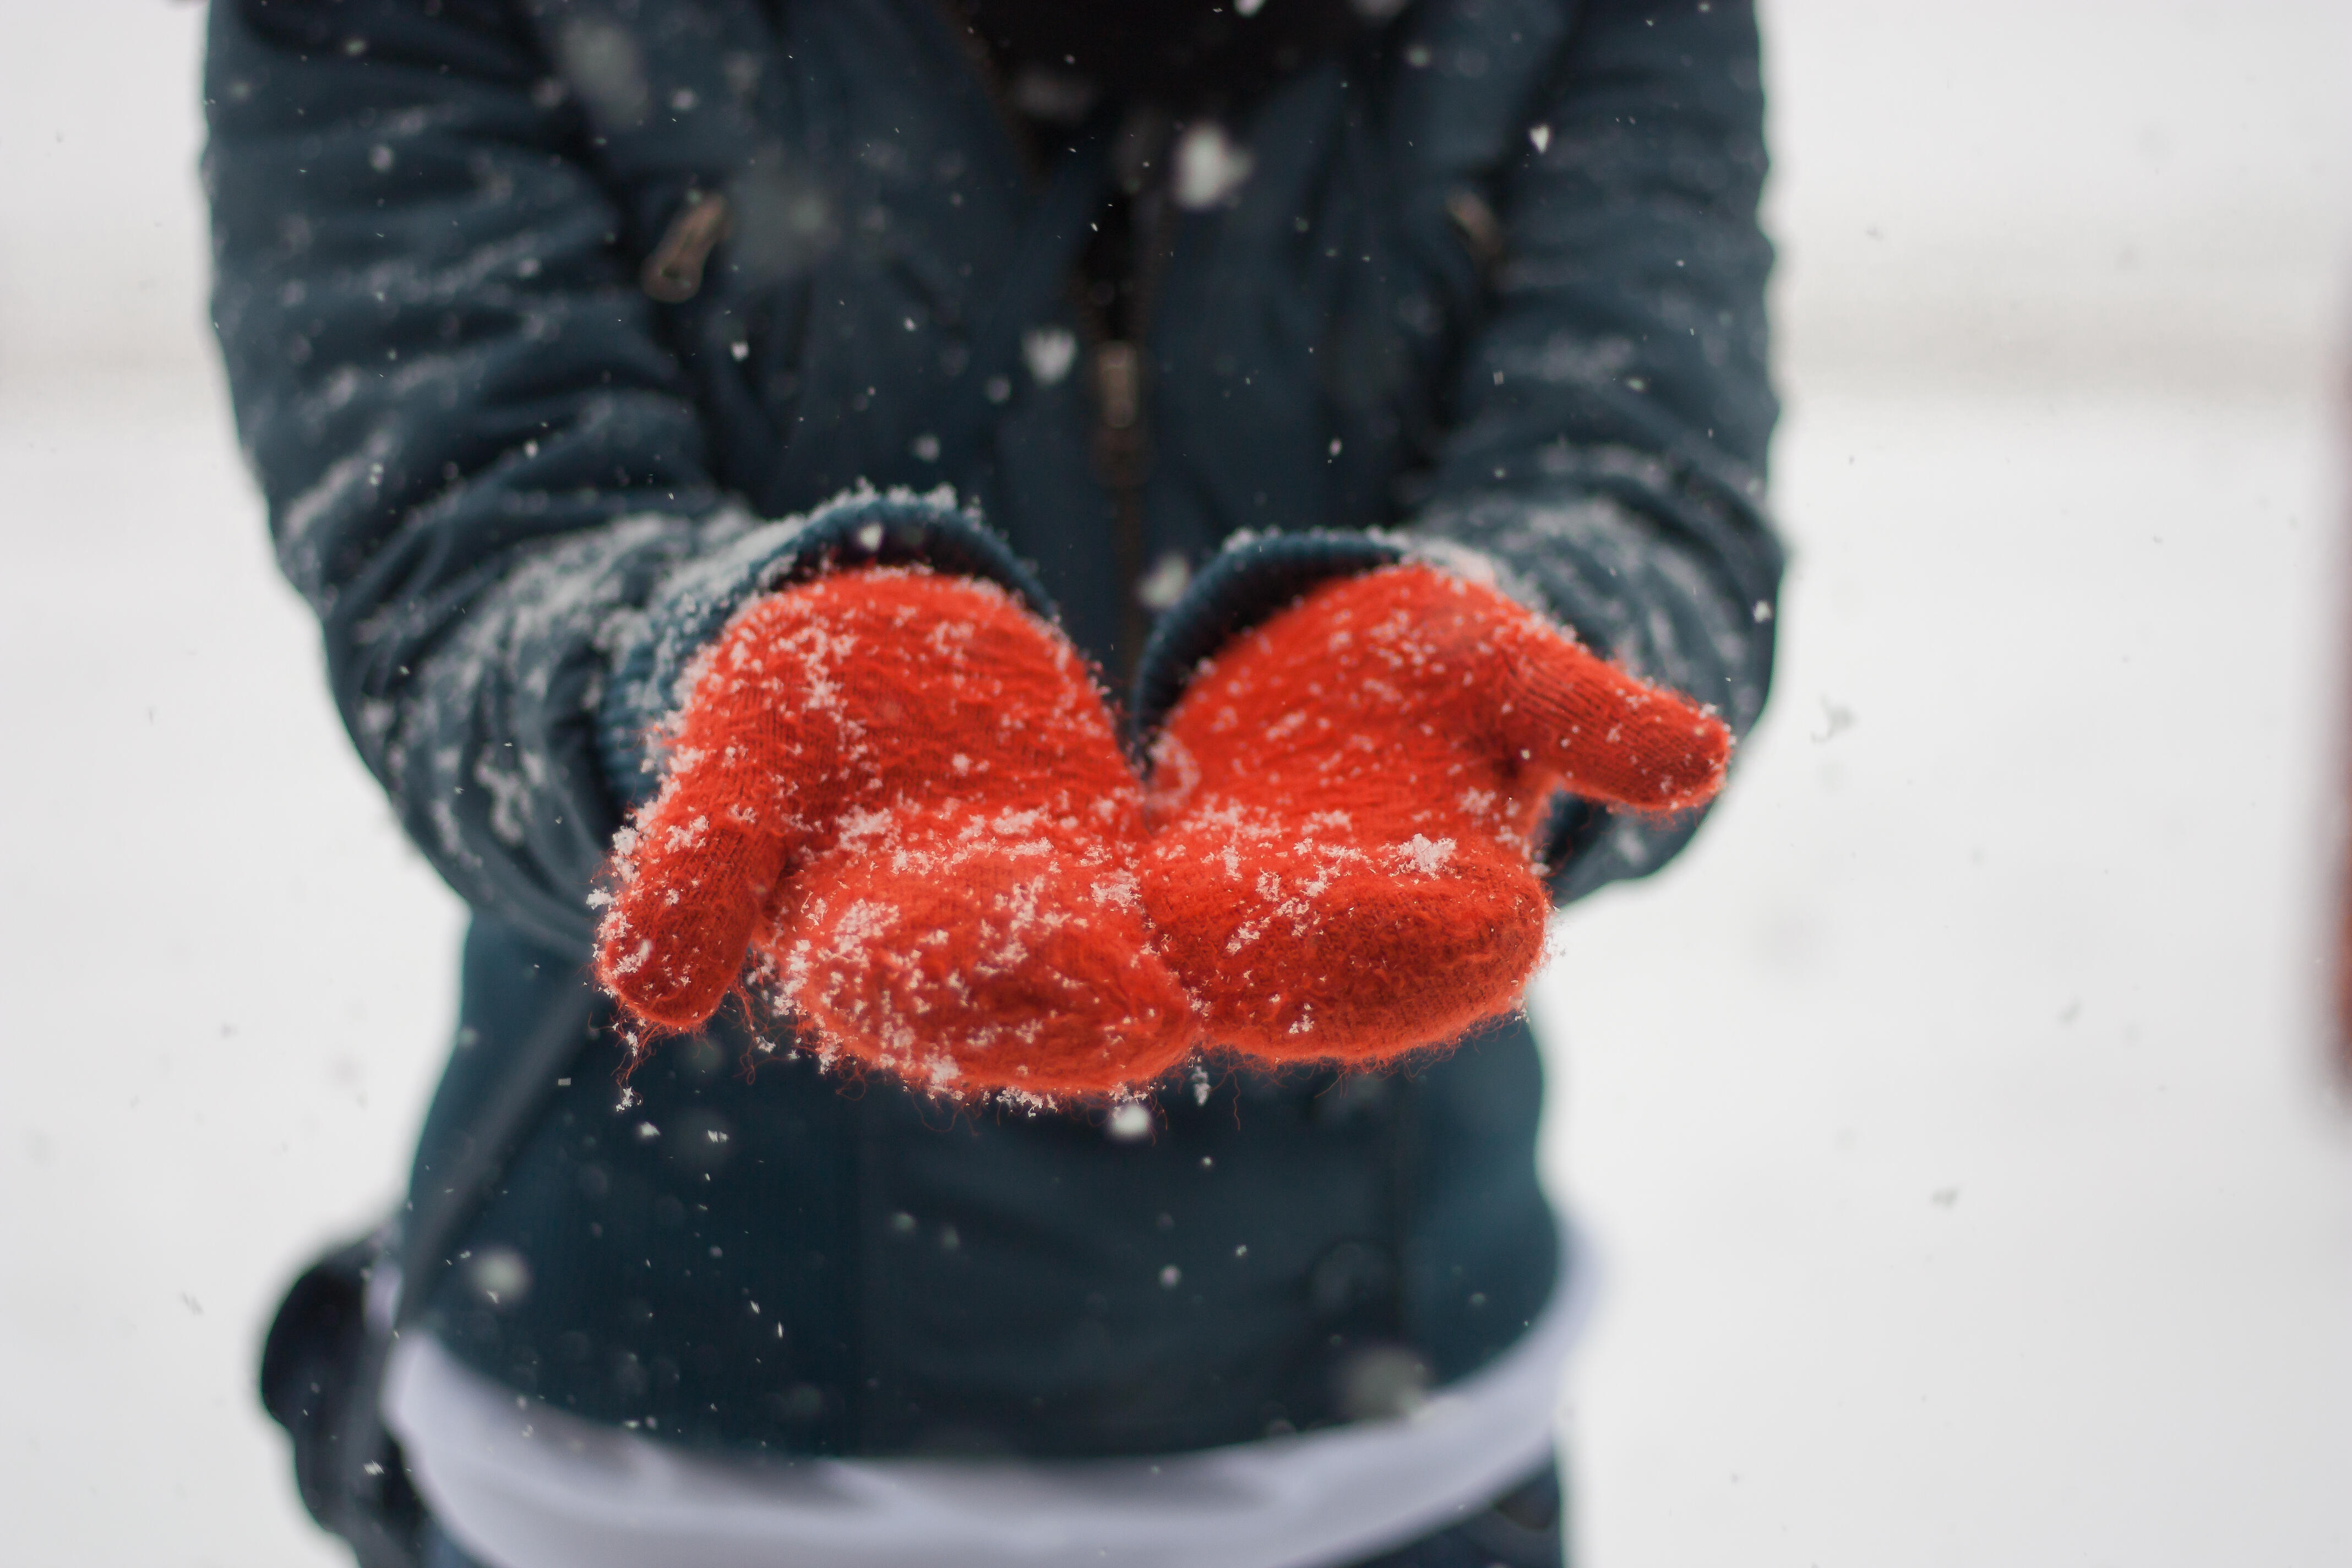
[204,1,1026,954]
[1406,0,1783,900]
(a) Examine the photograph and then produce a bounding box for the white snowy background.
[4,2,2349,1564]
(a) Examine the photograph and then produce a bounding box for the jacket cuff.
[595,487,1053,811]
[1128,530,1405,743]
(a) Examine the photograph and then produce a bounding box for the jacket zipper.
[1089,324,1150,682]
[932,2,1157,679]
[1084,149,1176,688]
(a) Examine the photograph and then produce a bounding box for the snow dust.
[1,3,2349,1566]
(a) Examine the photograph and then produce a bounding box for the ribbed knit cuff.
[595,486,1054,812]
[1128,530,1405,743]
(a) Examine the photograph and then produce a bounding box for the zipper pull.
[1444,186,1504,275]
[1091,338,1150,671]
[1095,340,1141,432]
[642,191,732,303]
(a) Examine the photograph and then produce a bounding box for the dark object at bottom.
[258,1228,423,1568]
[416,1452,1570,1568]
[259,966,603,1568]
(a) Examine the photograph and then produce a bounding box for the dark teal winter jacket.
[206,0,1781,1458]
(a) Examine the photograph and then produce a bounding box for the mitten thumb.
[596,799,794,1035]
[1495,622,1730,813]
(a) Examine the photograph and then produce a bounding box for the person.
[206,2,1782,1565]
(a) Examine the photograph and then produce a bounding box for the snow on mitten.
[595,567,1193,1098]
[1139,562,1729,1065]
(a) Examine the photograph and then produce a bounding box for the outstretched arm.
[1410,0,1782,899]
[207,0,721,949]
[1133,0,1782,905]
[206,1,1028,953]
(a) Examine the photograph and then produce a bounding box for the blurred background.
[3,2,2349,1563]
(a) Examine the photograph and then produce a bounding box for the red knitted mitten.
[1140,563,1729,1065]
[595,567,1194,1098]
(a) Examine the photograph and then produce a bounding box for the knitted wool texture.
[1140,563,1730,1065]
[595,568,1194,1098]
